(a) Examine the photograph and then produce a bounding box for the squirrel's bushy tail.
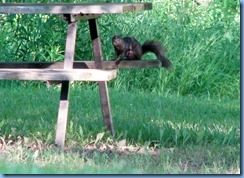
[142,41,172,69]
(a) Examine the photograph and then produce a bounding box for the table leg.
[88,19,115,136]
[55,17,77,149]
[55,81,70,149]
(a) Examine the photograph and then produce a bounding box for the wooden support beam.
[0,60,162,69]
[89,18,115,136]
[72,14,102,21]
[55,81,70,149]
[0,69,117,81]
[55,17,77,149]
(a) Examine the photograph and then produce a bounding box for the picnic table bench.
[0,3,162,149]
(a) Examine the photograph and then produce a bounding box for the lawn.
[0,86,240,174]
[0,0,240,174]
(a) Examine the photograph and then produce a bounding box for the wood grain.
[55,100,69,149]
[0,69,117,81]
[0,60,162,69]
[89,18,115,136]
[0,3,152,14]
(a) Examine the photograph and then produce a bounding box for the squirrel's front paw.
[115,59,121,65]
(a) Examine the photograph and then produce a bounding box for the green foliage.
[0,87,239,147]
[0,0,240,99]
[0,1,240,173]
[0,87,240,174]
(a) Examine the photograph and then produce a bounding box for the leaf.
[11,128,16,134]
[0,120,5,128]
[32,150,39,161]
[23,137,30,144]
[117,139,126,148]
[113,26,122,36]
[227,128,236,144]
[95,132,105,144]
[79,126,83,139]
[46,132,52,144]
[196,130,205,143]
[69,121,73,132]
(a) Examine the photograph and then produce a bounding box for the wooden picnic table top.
[0,3,152,14]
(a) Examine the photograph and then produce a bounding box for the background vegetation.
[0,0,240,174]
[0,0,240,99]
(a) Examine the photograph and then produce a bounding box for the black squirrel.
[112,35,172,68]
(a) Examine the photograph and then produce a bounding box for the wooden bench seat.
[0,69,117,81]
[0,60,162,69]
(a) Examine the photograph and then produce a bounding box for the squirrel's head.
[112,35,123,47]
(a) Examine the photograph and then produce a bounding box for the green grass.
[0,0,240,174]
[0,86,240,174]
[0,144,240,174]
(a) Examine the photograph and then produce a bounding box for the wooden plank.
[0,62,65,69]
[73,14,102,21]
[0,69,117,81]
[116,60,162,69]
[0,3,152,14]
[63,19,77,69]
[0,60,162,69]
[89,18,115,136]
[55,99,69,149]
[55,18,77,149]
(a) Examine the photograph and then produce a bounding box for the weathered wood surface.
[63,20,77,69]
[55,19,77,149]
[89,18,115,136]
[0,3,152,14]
[0,69,117,81]
[0,60,162,69]
[55,97,69,149]
[73,14,102,21]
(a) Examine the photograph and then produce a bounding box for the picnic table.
[0,3,162,149]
